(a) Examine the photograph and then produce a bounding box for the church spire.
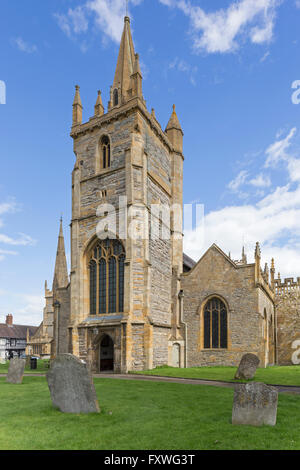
[94,90,104,117]
[165,105,184,153]
[241,246,247,264]
[270,258,275,290]
[254,242,261,284]
[72,85,83,125]
[53,218,69,290]
[110,16,136,108]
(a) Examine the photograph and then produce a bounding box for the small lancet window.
[101,135,111,169]
[113,89,118,107]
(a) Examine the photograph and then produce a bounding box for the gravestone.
[232,382,278,426]
[235,353,260,380]
[46,354,100,414]
[6,358,26,384]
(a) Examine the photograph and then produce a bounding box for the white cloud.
[0,249,18,256]
[265,127,296,167]
[184,127,300,279]
[54,6,88,39]
[0,291,44,326]
[0,200,18,216]
[140,59,149,79]
[16,294,44,316]
[86,0,127,43]
[249,173,271,187]
[161,0,282,54]
[260,50,270,62]
[54,14,72,37]
[55,0,143,44]
[54,0,282,53]
[295,0,300,9]
[0,199,19,229]
[0,233,36,246]
[159,0,174,5]
[264,128,300,183]
[0,198,36,260]
[168,57,198,85]
[228,170,248,192]
[12,37,38,54]
[68,7,89,34]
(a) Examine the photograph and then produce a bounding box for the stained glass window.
[108,257,116,313]
[204,308,210,349]
[89,238,125,315]
[99,259,106,314]
[118,254,125,313]
[203,298,228,349]
[89,260,97,315]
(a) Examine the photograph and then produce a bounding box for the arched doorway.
[100,335,114,372]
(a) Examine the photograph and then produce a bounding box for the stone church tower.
[68,16,185,373]
[36,14,298,372]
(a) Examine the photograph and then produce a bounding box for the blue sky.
[0,0,300,325]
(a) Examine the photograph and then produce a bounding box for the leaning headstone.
[232,382,278,426]
[46,354,100,414]
[6,358,26,384]
[235,353,260,380]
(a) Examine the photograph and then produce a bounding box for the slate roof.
[0,323,38,339]
[183,253,196,271]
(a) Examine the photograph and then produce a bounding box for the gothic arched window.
[113,89,118,107]
[89,238,125,315]
[203,297,228,349]
[101,135,111,169]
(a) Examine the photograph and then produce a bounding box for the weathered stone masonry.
[29,15,300,371]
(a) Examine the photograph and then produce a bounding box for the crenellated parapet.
[275,274,300,365]
[274,276,300,296]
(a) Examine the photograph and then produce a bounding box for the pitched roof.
[183,252,196,270]
[182,243,239,275]
[0,323,38,339]
[29,322,43,340]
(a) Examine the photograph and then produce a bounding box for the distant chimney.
[6,314,13,326]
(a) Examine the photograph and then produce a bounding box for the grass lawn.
[133,365,300,386]
[0,359,49,375]
[0,376,299,450]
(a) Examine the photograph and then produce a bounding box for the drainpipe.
[54,300,60,357]
[178,289,187,368]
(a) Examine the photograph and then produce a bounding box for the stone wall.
[152,326,170,367]
[70,94,179,371]
[275,289,300,365]
[258,288,276,366]
[131,323,146,371]
[145,122,172,329]
[181,245,274,367]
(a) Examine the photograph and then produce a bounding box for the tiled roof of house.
[0,323,38,339]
